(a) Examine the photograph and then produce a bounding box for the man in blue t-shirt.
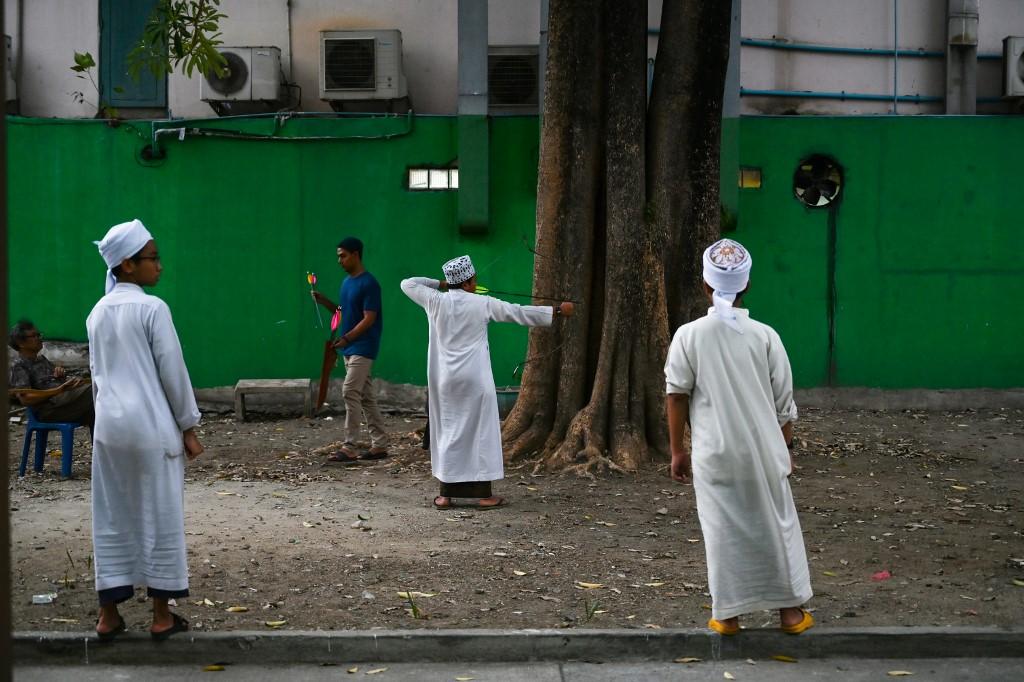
[312,236,388,462]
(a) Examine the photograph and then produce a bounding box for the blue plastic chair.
[19,407,83,478]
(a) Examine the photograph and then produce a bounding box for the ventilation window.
[409,168,459,191]
[793,155,843,208]
[488,46,539,113]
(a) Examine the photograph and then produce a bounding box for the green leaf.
[73,51,96,69]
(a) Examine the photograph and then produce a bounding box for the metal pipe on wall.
[739,38,999,60]
[946,0,979,114]
[893,0,899,114]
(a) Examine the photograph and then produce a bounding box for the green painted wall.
[7,115,539,389]
[8,114,1022,390]
[734,116,1024,389]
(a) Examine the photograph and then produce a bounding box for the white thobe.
[401,278,553,483]
[86,283,201,593]
[665,308,811,620]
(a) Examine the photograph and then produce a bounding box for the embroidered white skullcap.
[442,255,475,285]
[702,238,752,334]
[94,218,153,294]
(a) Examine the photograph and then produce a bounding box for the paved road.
[15,659,1024,681]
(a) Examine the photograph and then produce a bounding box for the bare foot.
[780,607,804,628]
[96,606,122,635]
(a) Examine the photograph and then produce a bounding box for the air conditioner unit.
[200,46,284,102]
[320,29,408,103]
[4,34,17,106]
[1004,37,1024,98]
[488,46,539,113]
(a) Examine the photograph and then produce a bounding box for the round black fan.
[793,155,843,208]
[206,51,249,96]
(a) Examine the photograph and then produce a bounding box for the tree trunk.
[503,0,731,475]
[648,0,733,330]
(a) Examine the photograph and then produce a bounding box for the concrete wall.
[5,0,544,118]
[740,0,1024,115]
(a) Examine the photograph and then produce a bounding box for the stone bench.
[233,379,313,421]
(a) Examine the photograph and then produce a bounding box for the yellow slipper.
[780,609,814,634]
[708,618,739,636]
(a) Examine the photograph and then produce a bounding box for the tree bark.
[648,0,733,330]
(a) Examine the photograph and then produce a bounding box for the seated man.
[8,319,94,430]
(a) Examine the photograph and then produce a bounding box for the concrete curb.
[14,627,1024,666]
[795,387,1024,411]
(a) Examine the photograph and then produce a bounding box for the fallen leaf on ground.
[575,581,603,589]
[724,672,736,680]
[203,598,216,606]
[513,570,527,576]
[1012,579,1024,587]
[872,570,892,581]
[772,655,798,663]
[265,620,287,627]
[302,522,314,528]
[347,667,358,674]
[673,657,702,663]
[226,606,248,613]
[202,664,226,672]
[396,591,437,599]
[822,571,837,577]
[454,677,475,681]
[644,582,666,587]
[366,669,388,675]
[887,672,914,677]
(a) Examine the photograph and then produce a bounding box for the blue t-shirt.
[339,271,383,359]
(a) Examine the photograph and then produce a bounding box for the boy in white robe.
[664,238,813,635]
[401,255,574,509]
[88,219,204,641]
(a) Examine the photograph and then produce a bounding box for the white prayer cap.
[702,238,752,333]
[94,218,153,293]
[442,255,475,285]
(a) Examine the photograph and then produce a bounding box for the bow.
[316,307,342,411]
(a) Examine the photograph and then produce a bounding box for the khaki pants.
[342,355,387,448]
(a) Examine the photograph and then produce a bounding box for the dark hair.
[9,318,37,350]
[337,236,364,258]
[111,245,148,279]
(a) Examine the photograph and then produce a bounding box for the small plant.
[402,588,423,619]
[69,51,120,119]
[582,596,601,622]
[127,0,228,80]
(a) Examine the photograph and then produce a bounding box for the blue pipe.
[738,37,1001,60]
[740,88,940,103]
[740,88,1003,104]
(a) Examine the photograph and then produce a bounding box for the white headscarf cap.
[702,238,752,334]
[94,218,153,294]
[442,255,475,285]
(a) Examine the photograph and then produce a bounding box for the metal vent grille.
[488,52,538,107]
[324,38,376,90]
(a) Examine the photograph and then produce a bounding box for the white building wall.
[5,0,100,118]
[6,0,1024,118]
[740,0,1024,115]
[168,0,542,118]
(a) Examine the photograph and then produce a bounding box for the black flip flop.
[150,612,189,641]
[359,450,388,461]
[95,615,126,642]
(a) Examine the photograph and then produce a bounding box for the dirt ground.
[7,404,1024,634]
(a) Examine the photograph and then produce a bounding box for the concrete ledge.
[14,627,1024,666]
[796,388,1024,411]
